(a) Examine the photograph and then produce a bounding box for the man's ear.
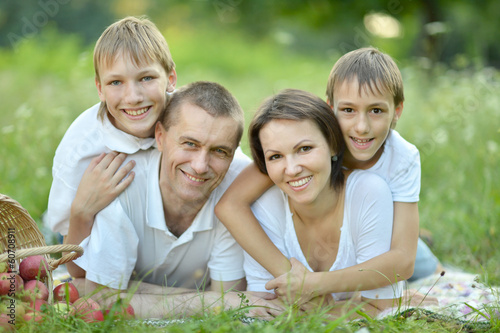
[167,69,178,93]
[155,122,166,151]
[95,77,105,102]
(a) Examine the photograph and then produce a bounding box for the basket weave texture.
[0,193,83,303]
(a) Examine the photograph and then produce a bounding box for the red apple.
[22,280,49,301]
[25,299,49,314]
[53,282,79,304]
[22,311,44,323]
[19,256,48,281]
[0,313,15,331]
[0,273,24,296]
[105,299,135,319]
[72,297,104,323]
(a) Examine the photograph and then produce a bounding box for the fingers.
[265,275,283,291]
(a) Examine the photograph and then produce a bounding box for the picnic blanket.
[378,268,499,323]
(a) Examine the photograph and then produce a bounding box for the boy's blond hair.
[94,16,175,119]
[326,47,404,108]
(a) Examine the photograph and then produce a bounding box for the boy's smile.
[333,78,402,170]
[96,52,175,138]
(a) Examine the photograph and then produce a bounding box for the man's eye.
[184,142,196,147]
[214,148,228,156]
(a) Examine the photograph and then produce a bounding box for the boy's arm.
[266,202,419,302]
[65,152,135,277]
[215,163,291,277]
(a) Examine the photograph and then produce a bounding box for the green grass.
[0,26,499,331]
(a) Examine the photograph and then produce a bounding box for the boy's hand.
[265,257,317,306]
[71,152,135,222]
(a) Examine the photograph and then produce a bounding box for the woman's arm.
[65,152,135,277]
[215,163,291,277]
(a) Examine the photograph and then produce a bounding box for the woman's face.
[259,118,334,206]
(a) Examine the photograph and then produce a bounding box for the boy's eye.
[299,146,312,153]
[142,76,153,82]
[371,108,383,114]
[110,80,121,86]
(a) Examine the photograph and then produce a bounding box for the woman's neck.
[289,186,341,227]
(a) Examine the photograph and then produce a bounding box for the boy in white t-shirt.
[215,47,440,304]
[46,16,177,276]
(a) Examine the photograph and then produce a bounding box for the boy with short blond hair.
[46,16,177,276]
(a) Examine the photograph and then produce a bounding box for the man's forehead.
[172,103,239,148]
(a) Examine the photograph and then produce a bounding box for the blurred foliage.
[0,0,500,67]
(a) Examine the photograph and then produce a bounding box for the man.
[69,81,280,318]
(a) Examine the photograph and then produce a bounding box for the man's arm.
[215,163,291,277]
[84,278,283,319]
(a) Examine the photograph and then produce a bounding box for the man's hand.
[265,257,317,306]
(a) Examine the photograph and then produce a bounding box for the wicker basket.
[0,193,83,303]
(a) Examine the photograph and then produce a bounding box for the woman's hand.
[265,257,318,306]
[71,152,135,225]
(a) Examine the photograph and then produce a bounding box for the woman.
[243,89,403,315]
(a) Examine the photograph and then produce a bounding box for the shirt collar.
[146,152,215,236]
[100,111,157,153]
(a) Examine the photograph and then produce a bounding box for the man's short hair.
[160,81,245,146]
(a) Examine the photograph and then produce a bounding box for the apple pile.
[0,255,135,326]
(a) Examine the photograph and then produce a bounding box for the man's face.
[156,102,239,207]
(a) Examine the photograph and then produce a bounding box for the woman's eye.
[341,108,353,113]
[269,154,281,161]
[299,146,312,153]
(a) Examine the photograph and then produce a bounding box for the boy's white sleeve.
[73,199,139,290]
[391,146,421,203]
[349,172,404,299]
